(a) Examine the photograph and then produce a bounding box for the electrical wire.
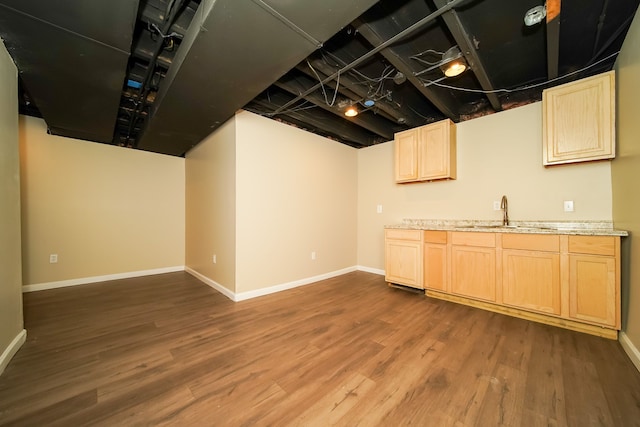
[412,48,445,57]
[323,50,396,85]
[408,105,435,120]
[306,59,341,107]
[409,48,445,66]
[148,22,181,39]
[262,100,318,117]
[419,50,620,94]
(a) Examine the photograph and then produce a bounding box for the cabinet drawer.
[451,232,495,247]
[568,236,615,256]
[385,229,422,241]
[424,230,447,244]
[502,234,560,252]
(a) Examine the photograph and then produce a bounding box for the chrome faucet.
[501,195,509,226]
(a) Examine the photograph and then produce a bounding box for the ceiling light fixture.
[440,46,467,77]
[524,4,547,26]
[344,106,358,117]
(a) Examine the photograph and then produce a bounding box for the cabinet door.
[569,254,616,327]
[418,120,456,180]
[451,246,496,302]
[395,129,419,182]
[424,243,447,291]
[385,240,422,289]
[543,71,615,165]
[502,250,560,315]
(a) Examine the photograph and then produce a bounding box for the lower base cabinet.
[569,254,617,327]
[424,231,448,291]
[502,249,561,315]
[385,229,423,289]
[385,229,623,338]
[450,232,496,302]
[451,246,496,302]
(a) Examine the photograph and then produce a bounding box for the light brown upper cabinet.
[395,119,456,183]
[542,71,615,166]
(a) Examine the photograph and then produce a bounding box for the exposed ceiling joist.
[275,78,393,140]
[547,0,561,79]
[273,0,468,118]
[432,0,501,111]
[354,20,459,121]
[251,96,375,147]
[301,59,419,127]
[5,0,639,155]
[137,0,380,155]
[294,63,402,126]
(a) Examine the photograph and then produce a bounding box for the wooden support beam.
[433,0,502,111]
[546,0,562,79]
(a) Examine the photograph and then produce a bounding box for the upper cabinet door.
[543,71,615,166]
[394,128,419,182]
[394,119,456,183]
[419,119,456,180]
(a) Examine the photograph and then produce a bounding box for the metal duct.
[0,0,138,143]
[137,0,379,156]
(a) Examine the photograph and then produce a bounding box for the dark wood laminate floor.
[1,271,639,426]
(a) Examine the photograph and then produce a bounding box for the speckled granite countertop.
[386,219,628,236]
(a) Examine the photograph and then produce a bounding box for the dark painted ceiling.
[2,0,639,156]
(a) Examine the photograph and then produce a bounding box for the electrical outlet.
[311,251,316,260]
[49,254,58,264]
[493,201,501,210]
[564,200,574,212]
[212,254,217,264]
[376,204,383,214]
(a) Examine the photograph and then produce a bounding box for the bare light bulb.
[344,106,358,117]
[440,46,468,78]
[444,61,467,77]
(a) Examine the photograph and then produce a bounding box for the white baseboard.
[234,266,358,301]
[186,266,361,302]
[22,266,185,293]
[620,331,640,373]
[357,265,385,276]
[184,267,236,301]
[0,329,26,376]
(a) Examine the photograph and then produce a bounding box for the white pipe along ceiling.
[1,0,639,156]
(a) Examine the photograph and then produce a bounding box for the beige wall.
[234,111,358,293]
[0,39,24,371]
[185,117,237,292]
[613,10,640,349]
[20,116,185,285]
[358,102,613,270]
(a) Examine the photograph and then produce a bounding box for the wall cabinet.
[423,231,447,291]
[542,71,615,166]
[394,119,456,183]
[384,229,423,289]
